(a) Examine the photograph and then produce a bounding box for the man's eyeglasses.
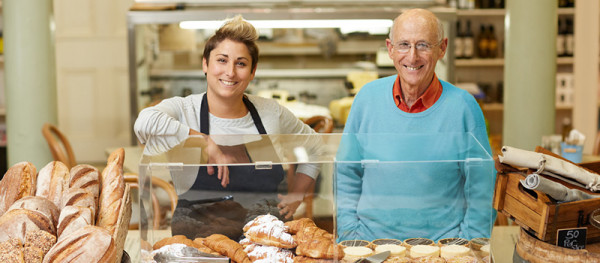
[393,41,441,53]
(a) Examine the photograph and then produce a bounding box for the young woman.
[134,15,320,239]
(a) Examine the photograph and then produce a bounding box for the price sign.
[557,227,587,250]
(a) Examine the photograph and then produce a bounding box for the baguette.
[97,148,125,236]
[36,161,70,208]
[41,225,116,263]
[56,206,94,240]
[61,188,96,220]
[68,164,100,208]
[0,162,37,216]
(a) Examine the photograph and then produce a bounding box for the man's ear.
[386,39,394,59]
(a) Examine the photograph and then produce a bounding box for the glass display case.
[136,132,494,262]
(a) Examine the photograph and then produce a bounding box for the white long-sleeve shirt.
[134,93,321,178]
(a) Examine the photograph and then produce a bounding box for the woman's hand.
[190,129,230,187]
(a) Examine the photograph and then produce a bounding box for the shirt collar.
[393,73,442,113]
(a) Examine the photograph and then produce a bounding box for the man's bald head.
[389,8,444,43]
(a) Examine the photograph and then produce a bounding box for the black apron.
[171,94,285,240]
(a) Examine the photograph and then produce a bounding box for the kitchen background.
[0,0,597,173]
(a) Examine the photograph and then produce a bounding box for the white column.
[503,0,557,150]
[4,0,57,168]
[573,1,599,154]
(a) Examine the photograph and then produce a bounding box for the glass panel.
[137,132,494,262]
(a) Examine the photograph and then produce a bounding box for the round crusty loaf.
[0,209,56,242]
[36,161,70,208]
[7,196,60,226]
[42,225,116,263]
[56,205,94,240]
[0,162,37,217]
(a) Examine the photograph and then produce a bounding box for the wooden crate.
[493,147,600,243]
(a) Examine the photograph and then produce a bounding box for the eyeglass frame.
[391,39,443,53]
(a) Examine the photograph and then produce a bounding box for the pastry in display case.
[137,132,494,262]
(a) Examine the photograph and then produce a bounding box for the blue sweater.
[336,75,495,242]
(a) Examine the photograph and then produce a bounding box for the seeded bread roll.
[42,225,116,263]
[68,164,100,209]
[56,206,94,240]
[0,162,37,216]
[36,161,70,208]
[97,148,125,236]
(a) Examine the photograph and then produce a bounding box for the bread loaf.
[0,238,24,262]
[0,209,56,242]
[41,225,116,263]
[61,188,96,220]
[25,230,57,256]
[56,206,94,240]
[6,196,60,226]
[0,162,37,216]
[97,148,125,236]
[68,164,100,208]
[36,161,70,208]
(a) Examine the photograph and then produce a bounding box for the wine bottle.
[477,24,489,58]
[454,21,464,59]
[565,17,574,57]
[556,18,566,57]
[463,20,474,59]
[487,25,498,58]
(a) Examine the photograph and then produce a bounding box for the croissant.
[295,237,344,260]
[192,237,220,255]
[153,235,196,250]
[295,225,333,243]
[243,243,293,263]
[293,256,335,263]
[204,234,251,263]
[245,222,296,249]
[284,218,316,234]
[243,214,284,232]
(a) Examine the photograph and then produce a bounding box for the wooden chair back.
[124,173,178,230]
[41,123,77,169]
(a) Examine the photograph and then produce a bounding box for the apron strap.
[200,93,267,135]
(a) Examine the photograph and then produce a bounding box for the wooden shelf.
[456,58,504,67]
[456,8,506,17]
[456,57,574,67]
[557,7,575,15]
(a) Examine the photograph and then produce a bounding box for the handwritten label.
[557,227,587,250]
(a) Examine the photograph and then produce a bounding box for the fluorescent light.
[179,19,393,30]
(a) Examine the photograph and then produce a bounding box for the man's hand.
[277,193,304,219]
[190,129,230,187]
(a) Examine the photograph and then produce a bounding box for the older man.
[336,9,495,242]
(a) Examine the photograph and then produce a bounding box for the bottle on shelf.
[454,21,464,59]
[477,24,489,58]
[556,18,566,57]
[463,20,474,59]
[565,17,574,57]
[487,25,498,58]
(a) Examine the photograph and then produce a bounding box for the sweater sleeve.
[278,103,322,179]
[459,94,497,239]
[133,97,191,155]
[335,91,366,241]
